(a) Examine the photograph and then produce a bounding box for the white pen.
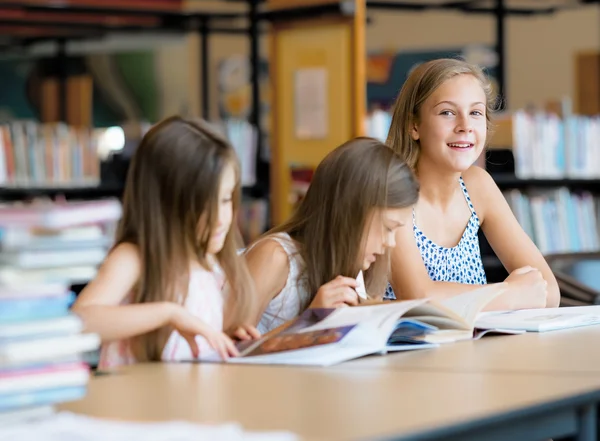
[355,270,368,300]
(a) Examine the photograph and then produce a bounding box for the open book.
[475,305,600,332]
[227,284,518,367]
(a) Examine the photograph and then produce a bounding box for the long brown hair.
[115,115,254,362]
[386,58,498,170]
[269,137,419,305]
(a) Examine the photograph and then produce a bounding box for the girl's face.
[361,206,412,271]
[412,74,487,172]
[207,163,236,255]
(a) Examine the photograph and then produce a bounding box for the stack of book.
[0,283,100,424]
[0,199,122,286]
[0,198,122,424]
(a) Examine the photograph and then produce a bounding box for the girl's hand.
[170,305,239,360]
[229,325,262,341]
[309,276,359,309]
[504,266,548,309]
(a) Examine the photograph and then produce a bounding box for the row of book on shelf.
[511,108,600,180]
[0,117,259,191]
[366,104,600,180]
[0,122,104,188]
[505,188,599,256]
[0,198,122,425]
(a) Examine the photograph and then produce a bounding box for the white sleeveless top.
[252,232,311,334]
[98,261,226,369]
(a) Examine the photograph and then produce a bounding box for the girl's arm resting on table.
[464,166,560,308]
[389,169,554,310]
[72,243,178,342]
[389,229,546,310]
[244,239,290,326]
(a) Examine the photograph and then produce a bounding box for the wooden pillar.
[267,0,366,226]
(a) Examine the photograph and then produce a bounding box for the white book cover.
[0,248,107,270]
[0,315,83,341]
[0,405,55,426]
[0,265,97,286]
[475,305,600,332]
[0,333,100,368]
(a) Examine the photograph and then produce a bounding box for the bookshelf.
[492,174,600,193]
[0,0,266,205]
[1,0,599,236]
[481,106,600,283]
[0,184,124,201]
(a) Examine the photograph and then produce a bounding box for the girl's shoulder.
[245,232,299,265]
[74,241,142,308]
[106,242,142,271]
[461,165,502,221]
[461,164,496,187]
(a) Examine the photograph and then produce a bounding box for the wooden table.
[343,326,600,376]
[59,362,600,441]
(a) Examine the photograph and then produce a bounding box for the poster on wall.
[366,45,499,109]
[294,67,328,140]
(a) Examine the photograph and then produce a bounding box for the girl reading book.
[72,116,259,369]
[245,137,420,333]
[383,58,559,309]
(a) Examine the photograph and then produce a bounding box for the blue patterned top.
[384,176,487,300]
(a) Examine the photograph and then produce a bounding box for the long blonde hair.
[268,137,419,305]
[386,58,498,170]
[115,116,255,362]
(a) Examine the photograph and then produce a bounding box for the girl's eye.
[440,110,453,116]
[472,110,484,116]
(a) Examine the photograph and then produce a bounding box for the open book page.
[436,283,508,328]
[475,305,600,332]
[237,322,357,356]
[388,318,473,345]
[386,285,508,344]
[291,299,428,334]
[397,283,506,331]
[231,341,382,367]
[232,316,387,366]
[401,303,470,331]
[232,300,432,366]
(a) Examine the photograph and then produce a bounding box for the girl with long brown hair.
[384,58,559,309]
[245,137,419,334]
[73,116,258,368]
